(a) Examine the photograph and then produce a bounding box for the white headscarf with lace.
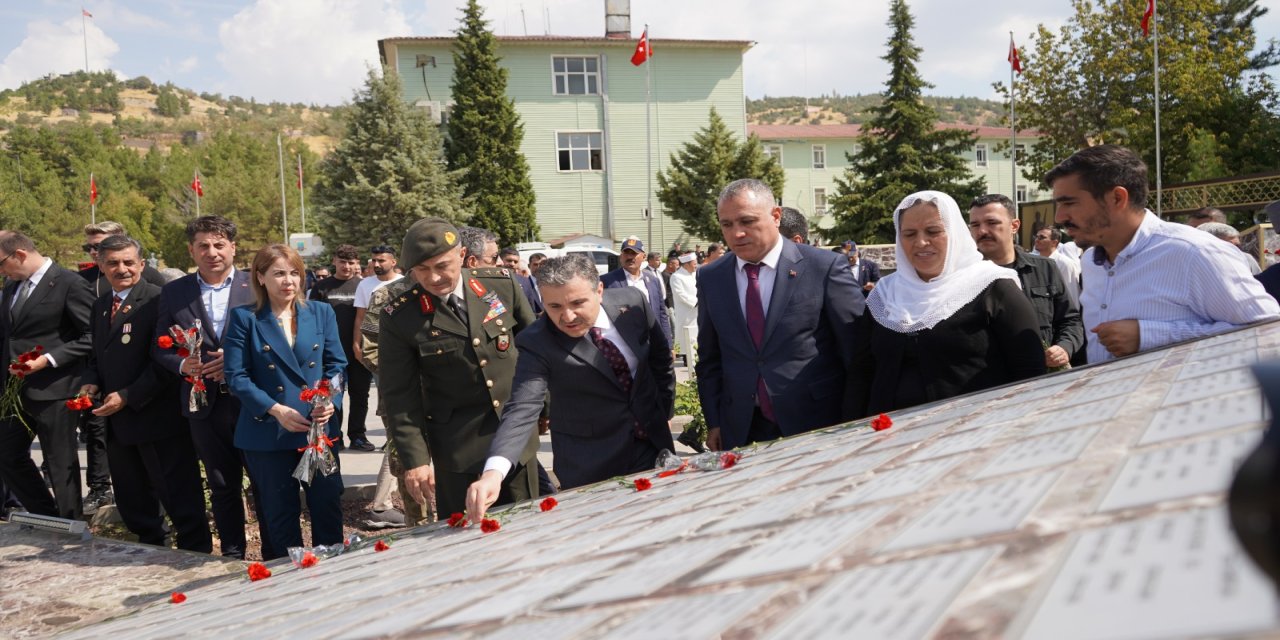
[866,190,1019,333]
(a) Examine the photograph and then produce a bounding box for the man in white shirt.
[1046,145,1279,362]
[350,245,402,452]
[669,253,699,367]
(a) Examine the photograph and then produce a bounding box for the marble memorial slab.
[1098,430,1263,512]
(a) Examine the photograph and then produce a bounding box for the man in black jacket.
[969,194,1084,369]
[0,231,94,519]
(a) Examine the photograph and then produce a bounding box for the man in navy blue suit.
[600,238,672,345]
[695,179,865,451]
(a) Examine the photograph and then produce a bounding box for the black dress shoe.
[677,431,707,453]
[350,437,376,452]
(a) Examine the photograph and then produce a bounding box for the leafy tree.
[314,66,468,251]
[996,0,1280,186]
[445,0,537,246]
[828,0,984,244]
[155,89,183,117]
[656,107,785,240]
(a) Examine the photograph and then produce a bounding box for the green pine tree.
[656,107,785,240]
[314,66,468,250]
[446,0,538,246]
[828,0,984,244]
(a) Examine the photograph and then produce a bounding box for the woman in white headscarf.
[850,191,1045,416]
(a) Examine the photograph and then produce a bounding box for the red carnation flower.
[374,540,390,552]
[720,452,741,469]
[480,518,501,534]
[446,512,469,528]
[170,592,186,604]
[634,478,652,491]
[176,347,190,358]
[539,497,558,512]
[300,552,318,568]
[157,336,174,349]
[871,413,893,431]
[247,562,272,581]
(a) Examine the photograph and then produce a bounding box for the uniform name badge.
[496,334,510,352]
[121,323,132,344]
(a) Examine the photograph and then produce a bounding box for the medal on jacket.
[496,334,511,351]
[121,323,132,344]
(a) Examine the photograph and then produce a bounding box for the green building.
[751,123,1046,242]
[378,28,752,251]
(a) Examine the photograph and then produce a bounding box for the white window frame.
[814,187,828,216]
[975,143,988,167]
[1014,143,1027,163]
[1015,185,1028,203]
[763,143,784,164]
[555,130,604,172]
[811,144,826,169]
[551,55,601,96]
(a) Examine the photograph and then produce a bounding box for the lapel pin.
[789,270,797,278]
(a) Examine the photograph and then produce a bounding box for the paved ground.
[30,365,697,507]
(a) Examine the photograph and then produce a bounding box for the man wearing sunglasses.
[79,221,166,298]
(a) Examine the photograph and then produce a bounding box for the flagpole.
[1009,32,1017,215]
[90,172,95,223]
[81,9,89,73]
[277,134,288,242]
[1152,3,1162,216]
[297,154,306,233]
[644,24,653,251]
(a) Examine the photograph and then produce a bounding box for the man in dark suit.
[500,246,543,315]
[81,235,211,552]
[466,254,675,518]
[600,238,672,344]
[154,215,268,559]
[0,231,94,519]
[844,241,882,297]
[696,179,864,451]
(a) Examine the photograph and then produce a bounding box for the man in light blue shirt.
[1046,145,1280,362]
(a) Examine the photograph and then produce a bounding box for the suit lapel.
[292,306,318,383]
[715,261,755,352]
[762,241,802,348]
[428,292,468,337]
[554,322,626,393]
[256,306,305,379]
[185,275,219,344]
[14,266,57,325]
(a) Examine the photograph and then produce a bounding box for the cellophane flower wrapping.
[292,375,343,484]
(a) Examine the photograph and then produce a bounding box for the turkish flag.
[631,29,652,66]
[89,175,98,205]
[1008,37,1023,74]
[297,164,303,189]
[191,173,203,197]
[82,9,93,18]
[1141,0,1155,37]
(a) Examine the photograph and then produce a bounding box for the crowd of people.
[1,142,1277,556]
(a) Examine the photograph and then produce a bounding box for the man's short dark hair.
[779,207,808,242]
[370,244,396,256]
[185,215,237,243]
[333,244,359,261]
[969,194,1016,218]
[1190,207,1227,223]
[499,246,520,259]
[1044,144,1149,210]
[534,254,600,288]
[1035,227,1062,243]
[0,231,37,254]
[99,234,142,256]
[529,252,547,262]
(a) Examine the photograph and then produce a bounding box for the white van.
[516,241,619,275]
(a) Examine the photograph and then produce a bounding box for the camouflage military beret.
[401,217,461,268]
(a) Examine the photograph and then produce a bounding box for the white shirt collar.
[450,276,466,303]
[593,308,613,331]
[625,269,645,282]
[113,286,135,301]
[735,236,784,272]
[27,257,53,284]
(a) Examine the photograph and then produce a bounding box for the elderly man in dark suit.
[601,237,672,344]
[844,241,882,297]
[81,235,211,552]
[154,215,268,559]
[466,254,675,519]
[696,179,864,451]
[0,230,94,519]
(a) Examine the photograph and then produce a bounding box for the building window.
[552,56,600,95]
[811,145,826,169]
[975,144,988,167]
[814,188,828,215]
[763,144,783,164]
[1014,143,1027,163]
[1016,185,1028,203]
[556,131,604,171]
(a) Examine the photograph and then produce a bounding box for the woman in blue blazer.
[224,244,347,559]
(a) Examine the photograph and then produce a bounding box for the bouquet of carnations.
[292,375,342,484]
[653,448,743,477]
[157,321,206,412]
[1,346,43,434]
[286,533,387,569]
[65,391,95,412]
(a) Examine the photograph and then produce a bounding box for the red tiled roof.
[749,123,1040,139]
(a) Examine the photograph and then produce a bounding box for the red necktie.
[743,264,776,422]
[110,295,123,320]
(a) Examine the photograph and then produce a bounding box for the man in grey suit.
[696,179,865,451]
[466,254,675,519]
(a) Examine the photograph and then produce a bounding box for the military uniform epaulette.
[467,267,515,279]
[385,284,428,317]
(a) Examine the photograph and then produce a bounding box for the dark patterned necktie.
[743,263,776,422]
[111,295,123,320]
[589,327,645,438]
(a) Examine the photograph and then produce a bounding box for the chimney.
[605,0,631,39]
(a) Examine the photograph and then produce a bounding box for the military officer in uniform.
[379,218,540,517]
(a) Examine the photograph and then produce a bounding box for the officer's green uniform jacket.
[379,267,539,475]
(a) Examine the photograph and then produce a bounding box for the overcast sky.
[1,0,1277,105]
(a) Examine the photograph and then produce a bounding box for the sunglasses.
[82,243,101,253]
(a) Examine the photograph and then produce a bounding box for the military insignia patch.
[420,294,435,314]
[468,278,487,298]
[482,293,507,323]
[496,334,510,351]
[445,231,456,246]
